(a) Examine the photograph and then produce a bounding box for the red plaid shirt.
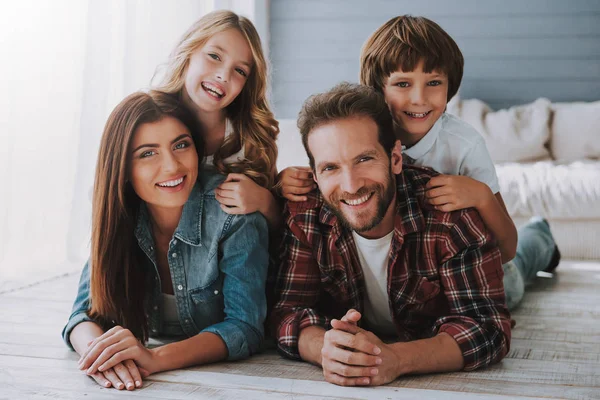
[270,166,511,371]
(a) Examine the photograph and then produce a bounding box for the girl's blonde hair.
[154,10,279,188]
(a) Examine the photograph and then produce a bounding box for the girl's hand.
[88,359,148,390]
[78,326,157,378]
[276,166,315,201]
[215,173,270,214]
[425,175,493,212]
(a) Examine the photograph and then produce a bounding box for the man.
[270,83,511,386]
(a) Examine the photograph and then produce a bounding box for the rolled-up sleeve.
[202,212,269,360]
[269,213,330,360]
[433,210,512,371]
[61,261,94,350]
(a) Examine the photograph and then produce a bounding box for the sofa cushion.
[497,160,600,220]
[551,101,600,162]
[447,98,552,163]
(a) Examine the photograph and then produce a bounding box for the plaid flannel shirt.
[270,165,511,371]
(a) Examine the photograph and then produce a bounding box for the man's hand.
[425,174,493,212]
[321,321,382,386]
[330,318,402,386]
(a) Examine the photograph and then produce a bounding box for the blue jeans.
[503,217,557,310]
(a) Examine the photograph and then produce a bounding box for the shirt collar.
[134,169,224,248]
[402,112,445,161]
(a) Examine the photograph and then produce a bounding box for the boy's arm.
[426,175,518,263]
[479,191,518,262]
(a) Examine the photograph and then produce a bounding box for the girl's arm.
[425,175,517,263]
[215,172,281,230]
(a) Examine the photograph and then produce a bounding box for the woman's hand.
[78,326,158,378]
[215,173,270,214]
[87,359,148,390]
[276,166,315,201]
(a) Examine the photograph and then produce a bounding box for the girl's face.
[128,117,198,211]
[184,28,253,114]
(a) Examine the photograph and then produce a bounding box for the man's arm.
[434,208,512,370]
[269,208,331,359]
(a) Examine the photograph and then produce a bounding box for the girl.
[154,10,280,228]
[63,91,269,390]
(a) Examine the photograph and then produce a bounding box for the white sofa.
[276,98,600,259]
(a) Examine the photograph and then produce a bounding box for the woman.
[62,91,269,390]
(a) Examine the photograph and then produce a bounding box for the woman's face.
[128,117,198,211]
[183,28,253,114]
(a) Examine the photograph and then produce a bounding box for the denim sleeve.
[61,261,93,350]
[201,212,269,360]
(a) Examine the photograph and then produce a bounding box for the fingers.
[283,193,310,202]
[89,371,112,388]
[112,362,136,391]
[279,166,312,181]
[97,348,137,374]
[79,329,123,370]
[87,340,131,374]
[123,359,143,388]
[323,342,382,367]
[324,329,381,356]
[340,309,361,324]
[102,367,125,390]
[426,175,449,188]
[331,319,362,334]
[324,371,371,387]
[427,195,453,207]
[224,173,249,182]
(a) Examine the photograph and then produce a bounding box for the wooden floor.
[1,260,599,400]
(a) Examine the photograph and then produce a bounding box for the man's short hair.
[297,82,396,169]
[359,15,464,102]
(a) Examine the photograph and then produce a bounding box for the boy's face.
[382,59,448,147]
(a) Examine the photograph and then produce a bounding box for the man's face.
[308,115,403,239]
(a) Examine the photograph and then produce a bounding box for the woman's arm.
[82,211,270,375]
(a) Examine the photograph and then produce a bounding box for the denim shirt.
[62,170,269,360]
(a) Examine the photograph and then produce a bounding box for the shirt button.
[214,290,219,295]
[153,306,158,310]
[172,253,177,258]
[177,285,183,291]
[185,319,190,324]
[172,240,177,245]
[152,328,157,333]
[149,246,154,251]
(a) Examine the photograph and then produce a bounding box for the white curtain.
[0,0,266,291]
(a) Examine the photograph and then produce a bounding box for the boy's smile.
[383,59,448,147]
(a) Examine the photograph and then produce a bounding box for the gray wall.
[269,0,600,119]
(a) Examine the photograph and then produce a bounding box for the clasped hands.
[321,309,401,386]
[77,326,156,390]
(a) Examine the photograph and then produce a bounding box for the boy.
[278,15,559,309]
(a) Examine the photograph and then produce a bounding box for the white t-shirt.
[351,230,397,337]
[403,113,500,194]
[202,118,245,167]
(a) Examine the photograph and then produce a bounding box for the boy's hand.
[276,166,315,201]
[425,175,493,212]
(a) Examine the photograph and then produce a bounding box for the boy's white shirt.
[351,230,397,337]
[202,118,246,167]
[402,112,500,194]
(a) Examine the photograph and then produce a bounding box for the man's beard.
[325,169,396,233]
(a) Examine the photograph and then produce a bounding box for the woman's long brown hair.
[89,91,203,342]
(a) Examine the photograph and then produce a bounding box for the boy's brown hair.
[360,15,464,102]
